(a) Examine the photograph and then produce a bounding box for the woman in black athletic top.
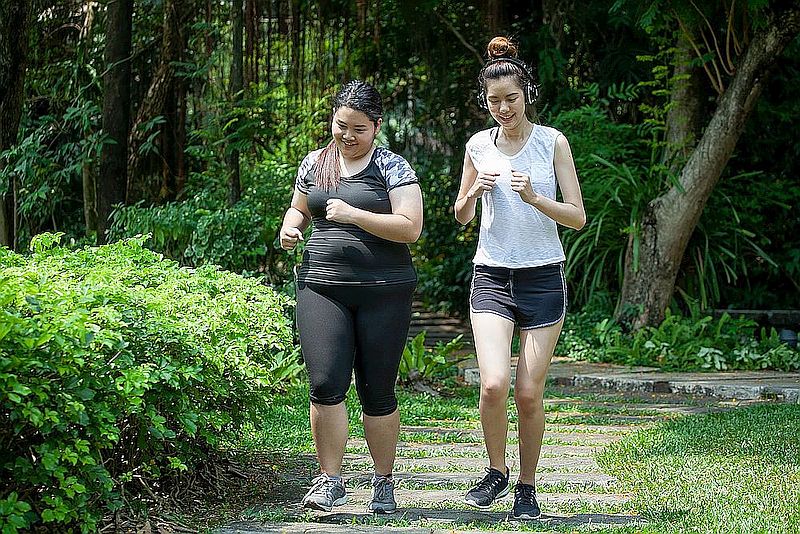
[279,80,423,514]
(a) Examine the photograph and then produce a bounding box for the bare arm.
[325,183,424,243]
[279,189,312,250]
[454,151,497,225]
[510,134,586,230]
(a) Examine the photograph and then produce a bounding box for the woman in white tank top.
[453,36,586,520]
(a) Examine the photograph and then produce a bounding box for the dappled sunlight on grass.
[597,404,800,533]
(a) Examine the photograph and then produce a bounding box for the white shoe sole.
[302,495,348,512]
[510,511,542,520]
[367,505,397,514]
[463,485,510,509]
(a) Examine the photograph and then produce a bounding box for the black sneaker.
[464,467,510,509]
[511,482,541,520]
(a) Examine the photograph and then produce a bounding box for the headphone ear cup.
[477,88,487,110]
[526,82,539,104]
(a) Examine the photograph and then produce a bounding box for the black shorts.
[470,263,567,330]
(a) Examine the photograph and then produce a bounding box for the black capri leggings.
[296,281,416,417]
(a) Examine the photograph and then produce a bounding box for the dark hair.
[313,80,383,191]
[477,36,538,111]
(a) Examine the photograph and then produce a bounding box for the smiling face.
[485,76,527,130]
[331,106,381,161]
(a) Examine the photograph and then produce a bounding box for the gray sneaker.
[367,475,397,514]
[302,474,347,511]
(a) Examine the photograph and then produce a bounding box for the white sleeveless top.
[465,124,566,268]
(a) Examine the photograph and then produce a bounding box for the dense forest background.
[2,0,799,323]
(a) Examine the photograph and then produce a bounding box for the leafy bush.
[558,306,799,372]
[0,100,104,249]
[109,156,298,280]
[549,102,653,309]
[109,85,329,284]
[399,331,470,386]
[0,234,300,532]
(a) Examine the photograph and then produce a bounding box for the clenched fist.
[511,170,540,205]
[279,226,304,250]
[325,198,357,224]
[468,172,498,199]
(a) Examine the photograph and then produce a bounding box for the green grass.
[231,383,649,452]
[597,404,800,534]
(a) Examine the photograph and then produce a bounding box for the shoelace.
[310,474,341,499]
[474,468,504,493]
[515,483,536,505]
[372,476,393,501]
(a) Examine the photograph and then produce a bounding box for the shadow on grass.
[316,507,643,527]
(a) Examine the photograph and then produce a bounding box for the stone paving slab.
[571,373,800,402]
[383,443,600,459]
[463,358,800,402]
[217,522,560,534]
[321,488,632,508]
[400,428,636,443]
[351,434,615,451]
[543,399,717,415]
[343,471,616,490]
[219,507,643,533]
[343,455,601,473]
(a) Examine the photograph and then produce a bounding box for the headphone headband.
[486,57,531,75]
[477,57,539,109]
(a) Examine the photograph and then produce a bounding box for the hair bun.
[486,36,518,60]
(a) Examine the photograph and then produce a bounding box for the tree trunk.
[83,162,98,236]
[0,0,32,250]
[97,0,133,244]
[245,0,258,86]
[616,7,800,329]
[160,0,189,202]
[127,0,190,204]
[227,0,243,206]
[661,31,705,175]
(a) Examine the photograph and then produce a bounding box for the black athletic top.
[295,146,419,286]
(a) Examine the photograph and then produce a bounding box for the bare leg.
[363,409,400,475]
[471,312,516,472]
[310,402,349,476]
[514,320,563,485]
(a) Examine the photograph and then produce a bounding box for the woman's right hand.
[467,172,499,199]
[280,226,304,250]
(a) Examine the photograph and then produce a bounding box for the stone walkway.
[463,358,800,403]
[215,380,746,534]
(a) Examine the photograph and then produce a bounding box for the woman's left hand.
[511,171,540,205]
[326,198,358,223]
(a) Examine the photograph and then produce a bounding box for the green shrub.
[558,306,800,372]
[0,234,300,532]
[108,157,296,277]
[399,331,470,385]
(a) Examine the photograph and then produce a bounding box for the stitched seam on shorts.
[470,306,516,323]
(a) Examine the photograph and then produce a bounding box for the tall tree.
[97,0,133,243]
[0,0,33,249]
[616,2,800,328]
[127,0,190,203]
[227,0,244,205]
